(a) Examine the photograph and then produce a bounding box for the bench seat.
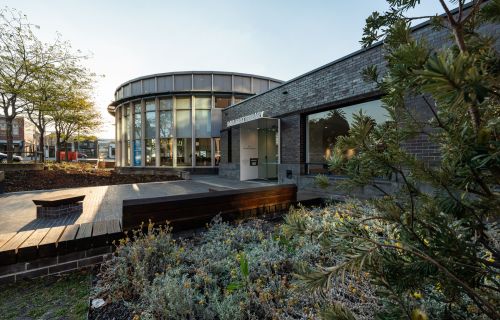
[33,194,85,207]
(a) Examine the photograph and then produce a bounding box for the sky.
[3,0,450,139]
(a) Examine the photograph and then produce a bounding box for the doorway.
[239,118,279,181]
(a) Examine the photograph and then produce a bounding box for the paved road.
[0,176,273,234]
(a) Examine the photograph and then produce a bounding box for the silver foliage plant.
[92,214,379,320]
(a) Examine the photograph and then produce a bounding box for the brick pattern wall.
[0,246,113,284]
[220,9,500,181]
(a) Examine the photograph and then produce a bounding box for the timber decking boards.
[0,230,36,264]
[17,228,51,261]
[122,184,298,231]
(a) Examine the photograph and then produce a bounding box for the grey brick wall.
[220,8,499,183]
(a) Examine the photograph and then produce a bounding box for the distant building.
[0,116,39,155]
[98,139,115,160]
[44,134,98,159]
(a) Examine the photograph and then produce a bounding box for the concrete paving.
[0,175,275,234]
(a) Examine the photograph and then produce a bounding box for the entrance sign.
[227,111,264,127]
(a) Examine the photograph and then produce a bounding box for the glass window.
[134,103,142,140]
[160,138,173,166]
[157,76,173,92]
[174,74,192,91]
[145,139,156,166]
[270,81,281,89]
[176,96,191,109]
[195,110,211,138]
[145,100,156,139]
[233,76,251,93]
[214,138,221,166]
[234,96,247,104]
[176,110,192,138]
[159,110,173,138]
[195,96,211,109]
[213,74,231,91]
[133,140,141,166]
[123,84,131,97]
[176,138,192,166]
[193,74,211,90]
[253,78,269,94]
[124,141,130,166]
[131,81,142,95]
[195,138,211,166]
[306,100,387,173]
[159,97,173,110]
[215,96,232,108]
[143,78,155,94]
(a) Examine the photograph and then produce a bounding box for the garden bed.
[3,162,181,192]
[89,205,379,320]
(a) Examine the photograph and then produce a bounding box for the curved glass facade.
[111,72,282,168]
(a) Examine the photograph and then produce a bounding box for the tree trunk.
[38,129,45,162]
[5,116,14,163]
[55,132,61,163]
[64,142,68,162]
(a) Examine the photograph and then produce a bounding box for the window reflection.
[160,138,173,166]
[196,138,211,166]
[176,138,192,166]
[306,100,386,173]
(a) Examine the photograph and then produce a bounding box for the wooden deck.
[123,184,298,231]
[0,183,302,267]
[0,219,122,266]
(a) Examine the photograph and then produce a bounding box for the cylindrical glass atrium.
[108,71,282,169]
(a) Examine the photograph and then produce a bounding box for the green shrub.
[93,216,380,319]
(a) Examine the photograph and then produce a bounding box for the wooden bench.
[33,194,85,218]
[122,184,297,231]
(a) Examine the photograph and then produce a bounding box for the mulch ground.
[3,165,181,193]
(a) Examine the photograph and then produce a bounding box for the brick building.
[0,116,39,155]
[218,5,499,196]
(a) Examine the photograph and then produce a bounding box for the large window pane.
[176,96,191,109]
[214,138,221,166]
[134,103,142,140]
[145,100,156,139]
[157,76,173,92]
[133,140,141,166]
[253,78,269,94]
[123,84,131,97]
[195,138,211,166]
[131,81,142,95]
[176,110,192,138]
[306,100,386,173]
[176,138,192,166]
[233,76,251,93]
[215,96,232,108]
[174,74,192,91]
[194,96,211,109]
[193,74,211,91]
[145,139,156,166]
[143,78,155,94]
[213,74,231,91]
[195,110,211,138]
[159,97,173,110]
[234,96,247,104]
[160,138,173,166]
[159,111,173,138]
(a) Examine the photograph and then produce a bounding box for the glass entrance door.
[257,118,279,180]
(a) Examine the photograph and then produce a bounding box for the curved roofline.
[113,70,283,93]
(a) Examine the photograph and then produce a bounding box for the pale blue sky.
[3,0,450,138]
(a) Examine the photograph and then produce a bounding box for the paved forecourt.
[0,176,274,235]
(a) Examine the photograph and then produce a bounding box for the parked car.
[0,152,23,163]
[77,153,88,159]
